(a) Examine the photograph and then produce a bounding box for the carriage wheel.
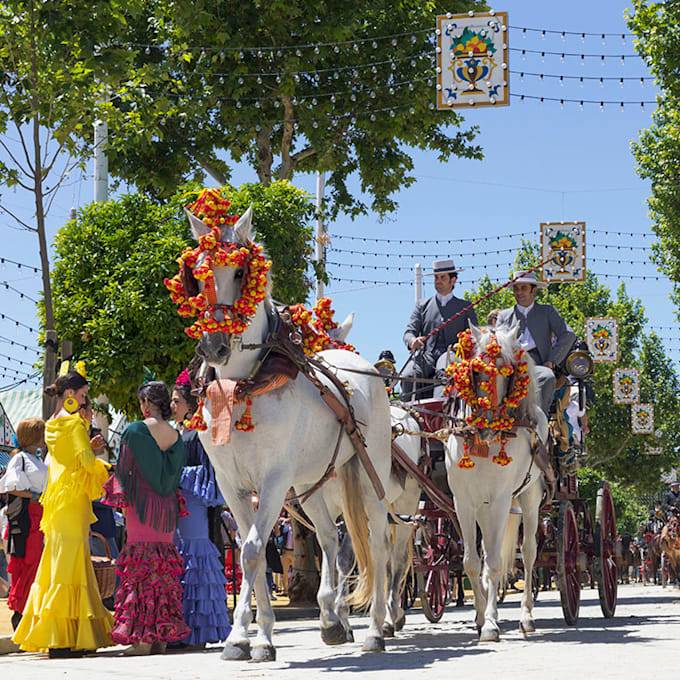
[557,501,581,625]
[401,568,417,611]
[595,482,618,618]
[417,565,449,623]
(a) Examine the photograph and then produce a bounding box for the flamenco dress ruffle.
[13,414,113,652]
[104,474,191,645]
[175,465,231,645]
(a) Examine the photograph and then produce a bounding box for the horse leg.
[222,483,287,662]
[517,483,542,634]
[456,503,486,633]
[335,529,355,642]
[220,492,256,661]
[362,494,389,652]
[385,523,413,637]
[477,499,513,643]
[301,492,349,646]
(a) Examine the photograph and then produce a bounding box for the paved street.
[1,584,679,679]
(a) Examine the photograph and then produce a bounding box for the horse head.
[465,322,537,423]
[184,205,272,369]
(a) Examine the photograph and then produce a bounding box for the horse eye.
[234,269,244,280]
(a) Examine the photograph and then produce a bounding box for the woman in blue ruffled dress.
[171,370,230,648]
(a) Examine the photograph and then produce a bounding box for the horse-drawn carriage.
[165,189,622,660]
[387,335,618,628]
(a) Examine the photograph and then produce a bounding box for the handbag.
[90,531,116,600]
[6,455,30,558]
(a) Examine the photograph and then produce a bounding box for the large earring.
[63,396,80,414]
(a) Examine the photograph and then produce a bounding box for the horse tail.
[338,456,374,610]
[500,502,522,586]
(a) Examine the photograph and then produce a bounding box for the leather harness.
[197,303,385,502]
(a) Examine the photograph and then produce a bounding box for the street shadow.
[283,638,491,673]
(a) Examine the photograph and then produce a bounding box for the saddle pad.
[207,379,238,446]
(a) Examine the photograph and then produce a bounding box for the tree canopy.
[82,0,486,216]
[464,245,680,496]
[48,180,316,415]
[627,1,680,313]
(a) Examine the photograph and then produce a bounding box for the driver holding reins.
[402,259,478,401]
[496,271,576,416]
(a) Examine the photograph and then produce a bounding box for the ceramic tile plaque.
[585,317,619,363]
[436,11,509,109]
[613,368,640,405]
[541,222,586,283]
[631,403,654,434]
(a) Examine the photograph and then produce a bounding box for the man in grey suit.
[402,259,478,401]
[496,271,577,416]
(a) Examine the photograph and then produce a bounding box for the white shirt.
[0,450,48,495]
[436,290,455,306]
[516,303,537,352]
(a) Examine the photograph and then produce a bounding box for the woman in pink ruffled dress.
[103,381,189,655]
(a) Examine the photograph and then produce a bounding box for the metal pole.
[93,104,108,202]
[414,263,423,303]
[315,171,326,301]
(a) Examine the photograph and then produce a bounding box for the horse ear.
[233,205,254,244]
[332,313,354,342]
[509,321,522,342]
[468,320,483,344]
[185,209,211,241]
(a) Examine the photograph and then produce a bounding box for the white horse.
[317,405,421,640]
[445,324,548,642]
[189,208,393,661]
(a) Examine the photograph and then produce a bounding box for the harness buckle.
[230,335,243,352]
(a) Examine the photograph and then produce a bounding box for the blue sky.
[0,0,677,387]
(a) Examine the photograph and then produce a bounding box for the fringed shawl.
[112,421,186,533]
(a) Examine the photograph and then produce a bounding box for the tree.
[88,0,485,216]
[0,0,142,405]
[48,181,316,415]
[464,244,680,495]
[627,1,680,314]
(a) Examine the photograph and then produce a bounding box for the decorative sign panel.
[436,11,509,110]
[585,317,619,363]
[631,404,654,434]
[540,222,586,283]
[613,368,640,405]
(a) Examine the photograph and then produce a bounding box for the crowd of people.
[0,366,244,658]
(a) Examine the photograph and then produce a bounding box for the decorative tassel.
[185,399,208,431]
[235,397,255,432]
[458,440,475,469]
[493,434,513,467]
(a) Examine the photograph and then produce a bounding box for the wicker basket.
[90,531,116,600]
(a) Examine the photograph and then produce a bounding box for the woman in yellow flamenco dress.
[13,369,114,657]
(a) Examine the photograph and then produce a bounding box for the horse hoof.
[519,619,536,634]
[251,645,276,663]
[221,641,251,661]
[479,627,500,643]
[362,636,386,653]
[476,625,482,638]
[394,614,406,632]
[345,629,355,643]
[321,622,349,646]
[382,623,395,638]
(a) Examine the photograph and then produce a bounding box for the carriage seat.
[412,397,448,433]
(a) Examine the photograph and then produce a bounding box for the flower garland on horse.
[445,329,531,468]
[164,188,354,434]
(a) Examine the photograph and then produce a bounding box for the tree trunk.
[255,126,273,186]
[287,518,320,604]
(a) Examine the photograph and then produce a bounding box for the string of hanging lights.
[0,336,41,355]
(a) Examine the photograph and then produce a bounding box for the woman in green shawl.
[102,381,190,656]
